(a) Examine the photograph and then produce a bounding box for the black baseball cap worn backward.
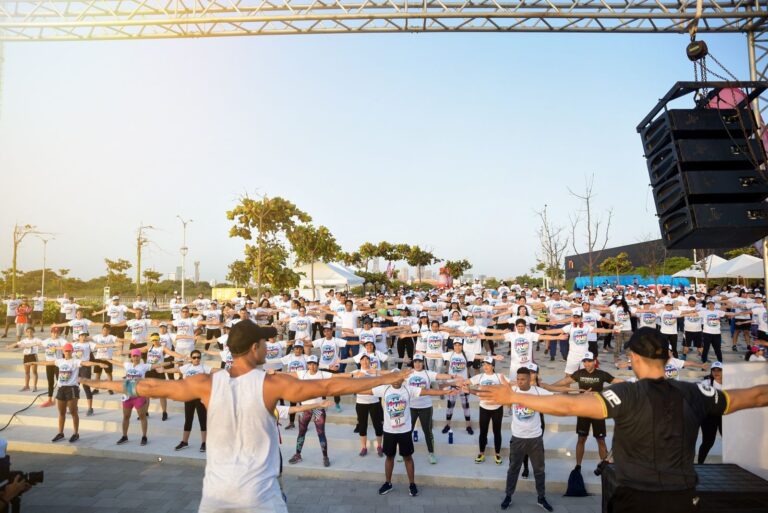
[624,327,670,360]
[227,321,277,356]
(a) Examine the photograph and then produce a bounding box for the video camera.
[0,448,43,513]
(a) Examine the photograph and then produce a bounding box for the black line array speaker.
[639,106,768,249]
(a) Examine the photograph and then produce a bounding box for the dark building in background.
[564,239,704,282]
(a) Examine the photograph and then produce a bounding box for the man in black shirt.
[475,327,768,513]
[541,351,623,473]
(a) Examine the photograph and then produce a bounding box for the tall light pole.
[35,234,55,297]
[136,223,155,295]
[177,216,193,301]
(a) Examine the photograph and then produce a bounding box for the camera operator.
[475,327,768,513]
[0,475,31,512]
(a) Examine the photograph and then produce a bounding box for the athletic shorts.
[110,326,126,338]
[734,321,750,331]
[382,431,414,458]
[206,329,221,340]
[683,331,702,348]
[23,354,38,364]
[759,331,768,342]
[122,396,147,410]
[56,385,80,401]
[93,359,113,374]
[31,311,42,320]
[576,416,606,438]
[565,354,585,375]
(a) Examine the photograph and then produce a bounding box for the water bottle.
[413,430,419,442]
[448,429,454,444]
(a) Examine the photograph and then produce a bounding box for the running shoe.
[537,496,554,512]
[86,408,94,417]
[522,468,529,479]
[40,400,54,408]
[466,426,474,435]
[116,436,129,445]
[162,412,168,421]
[441,425,451,434]
[474,454,485,464]
[428,453,437,464]
[200,443,206,453]
[285,423,295,430]
[378,482,393,495]
[69,433,79,443]
[334,404,342,413]
[18,386,29,392]
[175,441,189,451]
[51,433,65,443]
[494,455,503,465]
[108,390,114,395]
[353,425,359,434]
[92,389,99,395]
[377,446,384,457]
[409,483,419,497]
[323,456,330,467]
[140,436,148,446]
[732,345,738,351]
[500,495,512,510]
[397,455,403,462]
[550,356,555,361]
[288,453,302,464]
[359,447,368,457]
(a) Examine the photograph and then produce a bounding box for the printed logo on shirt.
[514,338,530,355]
[408,375,428,389]
[427,334,443,351]
[449,355,466,374]
[266,344,280,360]
[288,360,306,372]
[385,393,408,428]
[573,330,588,345]
[296,319,309,331]
[662,314,676,326]
[664,364,679,380]
[513,404,535,420]
[321,344,336,363]
[705,314,720,327]
[360,333,376,345]
[616,311,629,322]
[641,313,657,326]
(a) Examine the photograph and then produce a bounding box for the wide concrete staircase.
[0,336,724,493]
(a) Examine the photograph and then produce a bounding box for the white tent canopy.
[671,254,727,279]
[730,259,766,280]
[294,262,364,296]
[708,254,763,279]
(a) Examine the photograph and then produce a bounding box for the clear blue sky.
[0,32,750,283]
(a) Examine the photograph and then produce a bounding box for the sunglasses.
[191,356,201,359]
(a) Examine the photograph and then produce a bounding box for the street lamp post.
[177,216,193,302]
[35,235,54,297]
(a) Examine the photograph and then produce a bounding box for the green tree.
[104,258,132,289]
[57,268,70,295]
[662,256,694,276]
[226,194,311,298]
[405,246,437,283]
[484,277,501,289]
[724,246,759,259]
[226,260,251,288]
[289,224,341,299]
[599,252,633,284]
[142,269,162,295]
[443,259,472,280]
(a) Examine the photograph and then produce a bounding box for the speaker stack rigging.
[636,81,768,249]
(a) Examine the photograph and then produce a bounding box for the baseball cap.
[711,361,724,370]
[418,312,428,318]
[322,323,333,330]
[363,339,375,346]
[62,343,74,351]
[227,322,278,356]
[452,339,464,345]
[582,351,595,361]
[526,362,539,373]
[307,355,319,363]
[130,348,142,356]
[293,341,304,348]
[111,295,120,300]
[373,317,384,323]
[413,354,425,361]
[158,322,168,328]
[483,356,495,364]
[624,327,669,360]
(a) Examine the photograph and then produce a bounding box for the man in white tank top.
[81,321,412,513]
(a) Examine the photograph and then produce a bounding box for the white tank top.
[200,369,282,511]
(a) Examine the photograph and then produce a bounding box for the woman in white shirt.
[467,356,509,465]
[8,326,41,391]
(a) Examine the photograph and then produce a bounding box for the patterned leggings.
[296,408,328,457]
[446,393,471,421]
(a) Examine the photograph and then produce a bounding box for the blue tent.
[573,274,690,289]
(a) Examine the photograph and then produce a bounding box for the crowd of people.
[3,280,768,511]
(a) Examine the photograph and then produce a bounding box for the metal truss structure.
[0,0,765,41]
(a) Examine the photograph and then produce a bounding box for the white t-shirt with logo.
[42,337,64,361]
[470,373,503,410]
[702,310,725,335]
[416,330,450,356]
[561,323,592,356]
[122,362,152,400]
[664,357,686,380]
[180,363,210,378]
[127,319,152,343]
[67,319,93,340]
[504,331,537,373]
[107,304,128,325]
[18,338,41,355]
[264,340,288,370]
[55,358,82,387]
[312,337,347,369]
[72,341,92,361]
[296,369,334,405]
[406,370,438,409]
[458,325,486,354]
[354,328,386,354]
[658,310,680,335]
[280,353,308,373]
[441,350,474,380]
[293,316,315,340]
[90,334,118,360]
[146,345,166,365]
[32,296,45,312]
[510,385,552,438]
[751,305,768,333]
[372,384,422,434]
[610,306,633,332]
[681,306,703,333]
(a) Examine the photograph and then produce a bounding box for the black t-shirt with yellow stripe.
[596,378,729,491]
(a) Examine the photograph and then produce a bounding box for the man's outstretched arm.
[81,375,211,405]
[475,385,607,419]
[724,385,768,414]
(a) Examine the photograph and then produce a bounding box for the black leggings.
[410,406,435,453]
[46,365,59,398]
[79,366,93,400]
[479,406,503,454]
[355,401,383,437]
[396,337,414,369]
[702,333,723,362]
[184,399,207,432]
[697,414,721,464]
